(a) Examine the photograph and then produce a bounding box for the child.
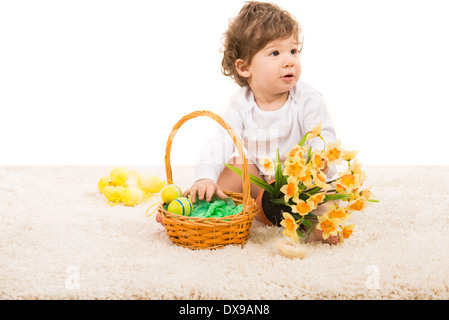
[162,1,340,245]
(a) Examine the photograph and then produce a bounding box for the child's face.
[245,35,301,98]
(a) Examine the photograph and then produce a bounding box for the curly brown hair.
[221,1,302,87]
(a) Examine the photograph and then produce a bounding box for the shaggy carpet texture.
[1,165,448,300]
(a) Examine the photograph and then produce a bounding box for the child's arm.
[183,178,228,203]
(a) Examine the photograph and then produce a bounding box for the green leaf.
[301,219,313,228]
[224,163,275,195]
[282,174,287,185]
[296,229,305,238]
[273,149,283,198]
[305,186,322,195]
[296,190,310,201]
[306,213,318,220]
[271,197,288,205]
[324,193,350,201]
[298,132,309,146]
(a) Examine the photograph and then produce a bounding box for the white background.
[1,0,448,166]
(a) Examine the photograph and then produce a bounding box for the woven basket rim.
[158,196,257,224]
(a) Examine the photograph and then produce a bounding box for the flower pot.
[255,181,291,227]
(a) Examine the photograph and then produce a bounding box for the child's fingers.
[206,186,215,202]
[215,187,228,200]
[188,186,197,203]
[197,184,206,201]
[182,188,190,198]
[185,180,227,204]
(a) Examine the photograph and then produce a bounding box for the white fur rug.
[1,165,449,300]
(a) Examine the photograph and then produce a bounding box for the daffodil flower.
[341,224,355,241]
[280,212,300,243]
[283,156,307,179]
[307,122,322,139]
[309,193,325,209]
[347,160,366,183]
[327,204,350,221]
[324,140,343,164]
[285,144,308,159]
[290,199,313,217]
[337,171,362,192]
[310,151,325,170]
[349,159,363,173]
[342,150,359,162]
[279,176,299,203]
[312,170,330,190]
[360,188,372,201]
[347,197,369,212]
[316,213,339,240]
[258,156,275,180]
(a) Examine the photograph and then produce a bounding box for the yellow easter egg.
[122,187,143,206]
[160,184,182,204]
[97,176,111,193]
[102,185,125,205]
[109,167,129,186]
[167,197,193,216]
[138,175,165,193]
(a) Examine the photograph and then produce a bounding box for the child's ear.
[235,59,251,78]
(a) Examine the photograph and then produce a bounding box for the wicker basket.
[157,110,259,249]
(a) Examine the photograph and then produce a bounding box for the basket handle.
[164,110,251,208]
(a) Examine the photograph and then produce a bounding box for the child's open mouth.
[281,74,295,81]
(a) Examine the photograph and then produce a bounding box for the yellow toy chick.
[98,167,165,207]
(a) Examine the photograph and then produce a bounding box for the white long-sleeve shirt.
[193,81,338,183]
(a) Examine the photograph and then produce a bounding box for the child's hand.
[183,178,228,203]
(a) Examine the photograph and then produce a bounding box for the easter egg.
[160,184,182,204]
[138,175,165,193]
[122,187,143,206]
[167,197,193,216]
[97,176,111,192]
[109,167,129,186]
[102,185,125,205]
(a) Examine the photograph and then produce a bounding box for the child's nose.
[282,54,295,68]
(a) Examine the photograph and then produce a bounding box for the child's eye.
[270,50,280,57]
[291,48,299,55]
